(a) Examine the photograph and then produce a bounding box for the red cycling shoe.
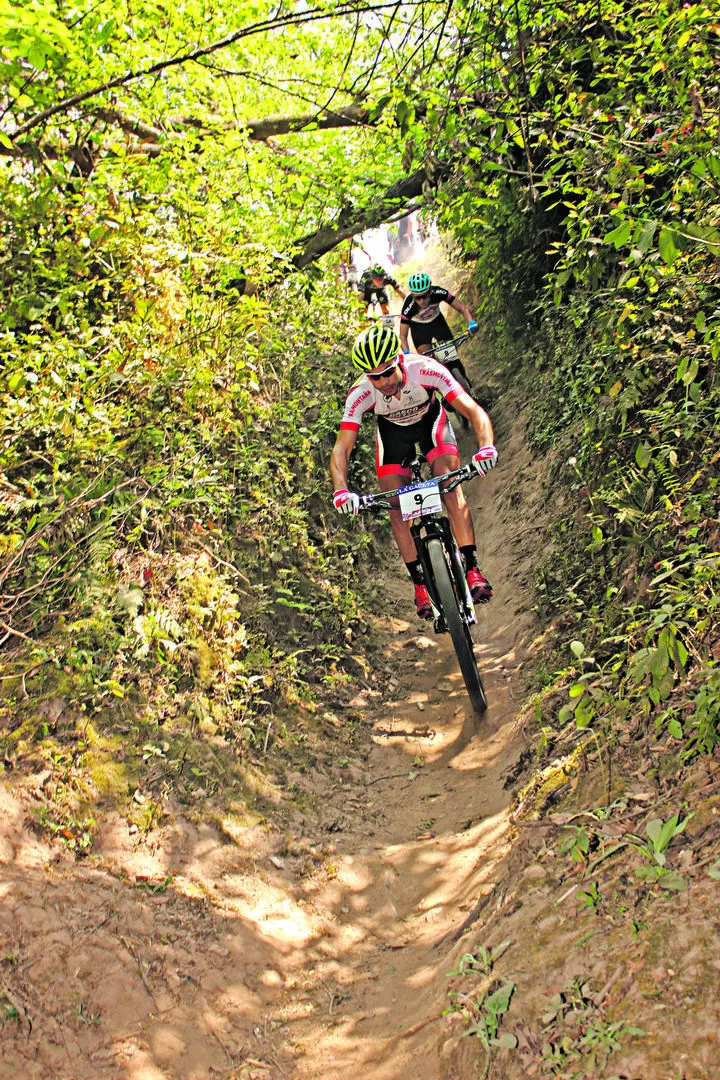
[414,584,433,620]
[467,568,493,602]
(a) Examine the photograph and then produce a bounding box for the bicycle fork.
[414,518,476,633]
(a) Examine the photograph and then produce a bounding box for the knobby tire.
[442,362,470,428]
[427,538,487,714]
[452,368,471,395]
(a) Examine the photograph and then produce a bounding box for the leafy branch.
[10,1,413,139]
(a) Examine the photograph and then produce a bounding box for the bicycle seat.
[400,451,428,469]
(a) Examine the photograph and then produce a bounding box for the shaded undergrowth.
[0,268,393,851]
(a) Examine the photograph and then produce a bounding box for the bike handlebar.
[358,463,476,513]
[425,332,471,359]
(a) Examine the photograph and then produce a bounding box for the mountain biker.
[399,272,477,386]
[359,265,406,316]
[330,323,497,620]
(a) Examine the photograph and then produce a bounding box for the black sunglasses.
[413,289,430,299]
[367,361,399,381]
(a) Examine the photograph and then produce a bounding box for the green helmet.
[408,271,431,294]
[352,324,401,372]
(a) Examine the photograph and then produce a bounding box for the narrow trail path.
[274,412,540,1079]
[0,394,544,1080]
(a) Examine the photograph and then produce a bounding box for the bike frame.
[365,308,399,330]
[424,333,473,428]
[358,457,487,712]
[365,294,397,323]
[358,460,476,633]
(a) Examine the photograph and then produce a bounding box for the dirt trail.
[0,369,542,1078]
[270,412,537,1080]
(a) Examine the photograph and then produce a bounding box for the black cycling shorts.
[376,397,458,478]
[407,314,452,349]
[363,286,390,304]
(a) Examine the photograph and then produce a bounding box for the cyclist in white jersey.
[330,324,497,619]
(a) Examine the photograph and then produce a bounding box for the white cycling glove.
[333,489,360,515]
[472,446,498,475]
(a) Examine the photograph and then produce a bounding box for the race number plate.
[398,479,443,521]
[433,341,459,364]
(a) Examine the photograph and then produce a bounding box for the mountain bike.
[426,332,472,391]
[358,457,487,714]
[365,293,396,327]
[426,333,474,429]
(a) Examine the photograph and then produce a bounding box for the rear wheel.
[427,538,487,713]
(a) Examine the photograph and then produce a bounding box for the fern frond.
[654,457,682,498]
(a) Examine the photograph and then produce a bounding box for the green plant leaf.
[658,228,681,265]
[605,220,632,248]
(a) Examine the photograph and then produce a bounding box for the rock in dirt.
[404,635,437,650]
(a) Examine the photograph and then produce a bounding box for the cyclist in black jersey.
[399,272,477,385]
[330,323,497,619]
[359,266,406,316]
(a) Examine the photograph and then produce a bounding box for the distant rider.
[359,265,406,317]
[330,323,496,619]
[346,238,371,291]
[399,272,477,386]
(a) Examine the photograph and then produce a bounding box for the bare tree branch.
[0,103,375,170]
[246,103,370,139]
[94,102,373,143]
[290,165,446,267]
[93,107,165,142]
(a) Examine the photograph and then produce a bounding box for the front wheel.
[443,364,471,429]
[427,538,487,714]
[448,365,470,395]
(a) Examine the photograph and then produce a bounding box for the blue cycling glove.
[468,320,478,335]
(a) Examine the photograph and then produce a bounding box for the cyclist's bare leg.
[431,453,475,547]
[379,473,417,562]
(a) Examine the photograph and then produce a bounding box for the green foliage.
[445,942,518,1062]
[559,824,591,863]
[1,0,719,874]
[539,978,645,1076]
[0,221,385,832]
[386,1,720,782]
[627,813,692,889]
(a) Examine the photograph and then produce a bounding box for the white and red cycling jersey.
[339,355,464,432]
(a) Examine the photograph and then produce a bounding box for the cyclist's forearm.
[454,395,493,445]
[471,406,494,447]
[330,443,353,490]
[452,300,473,322]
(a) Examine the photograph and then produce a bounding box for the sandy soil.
[0,371,547,1080]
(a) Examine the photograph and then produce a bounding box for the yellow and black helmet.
[351,324,401,372]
